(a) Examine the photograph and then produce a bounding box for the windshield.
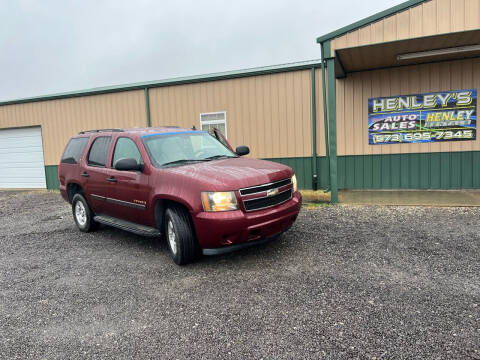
[142,131,237,168]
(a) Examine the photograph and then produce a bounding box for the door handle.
[107,176,117,183]
[81,172,89,177]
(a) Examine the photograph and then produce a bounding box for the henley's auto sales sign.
[368,89,477,145]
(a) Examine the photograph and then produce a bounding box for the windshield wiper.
[161,159,209,167]
[203,155,237,160]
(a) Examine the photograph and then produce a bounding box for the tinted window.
[143,132,236,168]
[112,137,143,166]
[61,137,89,164]
[87,137,111,167]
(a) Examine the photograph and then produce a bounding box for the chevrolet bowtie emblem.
[266,188,279,197]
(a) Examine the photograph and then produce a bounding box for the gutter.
[0,59,323,106]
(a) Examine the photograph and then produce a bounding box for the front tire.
[164,206,198,265]
[72,193,98,232]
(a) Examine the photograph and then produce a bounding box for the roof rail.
[158,125,180,128]
[78,128,124,134]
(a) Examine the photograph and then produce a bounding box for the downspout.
[320,43,330,192]
[311,67,318,191]
[144,88,151,127]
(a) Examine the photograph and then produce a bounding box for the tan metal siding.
[148,70,322,159]
[0,90,146,165]
[330,0,480,52]
[336,58,480,156]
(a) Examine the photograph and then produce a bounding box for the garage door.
[0,127,47,189]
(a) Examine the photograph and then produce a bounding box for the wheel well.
[154,199,193,234]
[67,183,83,203]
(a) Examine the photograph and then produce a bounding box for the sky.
[0,0,404,101]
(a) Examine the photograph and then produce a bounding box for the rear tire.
[164,205,198,265]
[72,193,98,232]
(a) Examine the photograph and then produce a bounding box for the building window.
[200,111,227,138]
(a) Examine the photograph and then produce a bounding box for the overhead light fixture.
[397,44,480,61]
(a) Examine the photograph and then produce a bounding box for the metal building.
[0,0,479,203]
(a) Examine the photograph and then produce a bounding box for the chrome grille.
[239,178,291,196]
[239,177,293,212]
[243,189,292,212]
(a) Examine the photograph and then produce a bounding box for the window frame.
[111,136,144,168]
[199,111,227,138]
[86,136,112,168]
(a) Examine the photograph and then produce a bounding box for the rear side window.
[61,137,90,164]
[112,137,143,167]
[87,136,112,167]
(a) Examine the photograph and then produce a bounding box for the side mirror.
[115,158,143,172]
[235,145,250,156]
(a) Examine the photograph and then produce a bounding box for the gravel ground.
[0,191,479,359]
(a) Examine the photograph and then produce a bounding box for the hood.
[163,157,293,190]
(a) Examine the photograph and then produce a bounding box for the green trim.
[45,165,59,190]
[144,88,151,127]
[326,58,338,203]
[323,40,331,59]
[316,0,427,43]
[337,151,480,189]
[310,68,318,189]
[320,44,329,159]
[0,59,322,106]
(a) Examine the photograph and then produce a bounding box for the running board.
[93,215,161,237]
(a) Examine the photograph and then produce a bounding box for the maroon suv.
[59,127,301,265]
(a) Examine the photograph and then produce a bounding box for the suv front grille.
[243,189,292,212]
[239,178,291,196]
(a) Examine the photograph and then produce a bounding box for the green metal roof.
[316,0,428,44]
[0,59,322,106]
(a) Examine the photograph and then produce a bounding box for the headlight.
[291,174,297,192]
[201,191,239,212]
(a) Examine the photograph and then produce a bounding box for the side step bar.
[93,215,161,237]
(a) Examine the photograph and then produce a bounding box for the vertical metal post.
[321,44,330,158]
[326,58,338,203]
[311,67,318,191]
[144,88,151,127]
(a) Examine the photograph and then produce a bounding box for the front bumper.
[193,191,302,252]
[202,228,290,255]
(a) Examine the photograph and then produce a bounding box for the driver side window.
[112,137,143,167]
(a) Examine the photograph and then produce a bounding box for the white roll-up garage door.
[0,127,47,189]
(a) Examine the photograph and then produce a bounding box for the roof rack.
[78,128,124,134]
